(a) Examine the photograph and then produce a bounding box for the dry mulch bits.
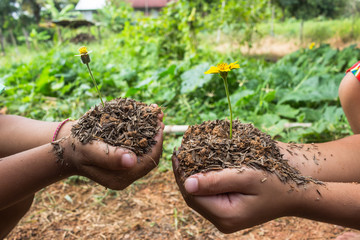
[173,119,322,185]
[71,98,161,155]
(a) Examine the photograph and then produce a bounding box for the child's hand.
[62,110,164,190]
[172,156,299,233]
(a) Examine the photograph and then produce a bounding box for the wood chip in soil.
[173,119,322,185]
[71,97,161,155]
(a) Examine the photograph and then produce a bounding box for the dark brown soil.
[173,120,322,185]
[71,97,161,155]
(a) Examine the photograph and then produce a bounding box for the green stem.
[86,63,105,107]
[221,75,233,139]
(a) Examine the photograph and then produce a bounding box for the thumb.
[184,168,258,195]
[79,141,137,170]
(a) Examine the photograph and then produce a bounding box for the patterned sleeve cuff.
[346,61,360,81]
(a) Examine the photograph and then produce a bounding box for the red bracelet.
[52,119,70,142]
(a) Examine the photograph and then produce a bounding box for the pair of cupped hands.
[61,107,299,234]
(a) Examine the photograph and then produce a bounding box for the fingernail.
[122,153,136,168]
[184,177,198,193]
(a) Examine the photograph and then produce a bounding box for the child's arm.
[0,115,71,157]
[277,136,360,183]
[0,113,164,211]
[173,168,360,233]
[172,134,360,232]
[339,72,360,134]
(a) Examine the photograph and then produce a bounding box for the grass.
[257,17,360,44]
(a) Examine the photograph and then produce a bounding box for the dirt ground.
[5,169,359,240]
[216,36,360,59]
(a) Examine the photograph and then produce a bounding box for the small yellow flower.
[309,42,316,50]
[204,61,240,74]
[204,61,240,139]
[76,46,92,64]
[78,46,88,55]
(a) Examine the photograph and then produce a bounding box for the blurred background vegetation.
[1,0,360,167]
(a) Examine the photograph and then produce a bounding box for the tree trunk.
[28,0,41,23]
[9,29,18,53]
[0,28,5,56]
[281,7,285,22]
[56,26,63,43]
[145,0,149,16]
[22,27,31,50]
[271,6,275,36]
[216,0,226,43]
[350,0,356,39]
[97,25,102,43]
[299,20,304,45]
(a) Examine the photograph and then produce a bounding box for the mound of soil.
[173,119,322,185]
[71,98,161,155]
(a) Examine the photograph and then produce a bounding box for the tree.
[0,0,18,54]
[20,0,42,23]
[273,0,347,20]
[212,0,269,49]
[273,0,347,43]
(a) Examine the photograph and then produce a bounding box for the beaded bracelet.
[52,118,70,142]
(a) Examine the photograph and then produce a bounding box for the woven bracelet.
[52,118,70,142]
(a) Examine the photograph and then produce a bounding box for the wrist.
[55,120,75,140]
[286,183,318,218]
[52,137,79,176]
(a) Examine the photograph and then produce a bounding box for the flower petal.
[78,46,88,54]
[229,61,240,69]
[204,66,220,74]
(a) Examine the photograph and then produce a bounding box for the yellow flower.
[309,42,316,50]
[76,46,92,64]
[78,46,88,55]
[204,61,240,74]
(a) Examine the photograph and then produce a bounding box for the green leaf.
[232,89,255,105]
[275,104,299,119]
[263,90,276,102]
[180,63,212,94]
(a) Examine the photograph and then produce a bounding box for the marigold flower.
[204,61,240,139]
[309,42,316,50]
[204,61,240,74]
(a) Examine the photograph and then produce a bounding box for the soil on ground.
[216,36,360,60]
[5,170,358,240]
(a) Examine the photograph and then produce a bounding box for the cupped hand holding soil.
[171,162,306,233]
[54,98,164,190]
[173,120,320,185]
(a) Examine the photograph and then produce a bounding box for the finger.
[137,123,164,169]
[184,168,261,195]
[79,165,130,190]
[150,104,164,122]
[172,151,193,201]
[80,141,137,170]
[157,110,164,122]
